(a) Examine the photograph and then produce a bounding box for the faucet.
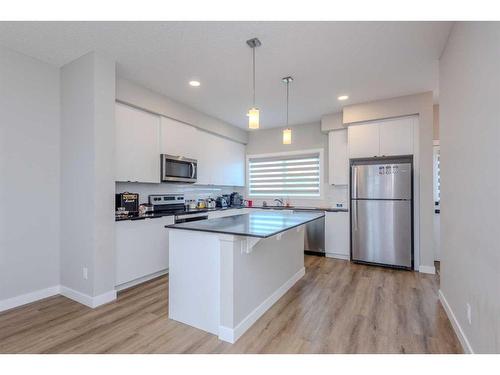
[274,198,284,207]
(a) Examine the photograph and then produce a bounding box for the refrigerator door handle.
[353,200,358,231]
[352,166,357,198]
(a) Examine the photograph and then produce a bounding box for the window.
[247,151,322,198]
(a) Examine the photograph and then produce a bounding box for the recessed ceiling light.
[189,80,201,87]
[338,95,349,101]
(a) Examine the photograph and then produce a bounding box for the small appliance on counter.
[116,192,139,215]
[185,199,197,210]
[139,203,154,215]
[197,199,206,209]
[216,195,229,208]
[148,194,186,214]
[229,192,244,207]
[206,198,216,209]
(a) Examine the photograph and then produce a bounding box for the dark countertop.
[116,205,346,222]
[115,206,246,222]
[165,210,325,238]
[254,206,348,213]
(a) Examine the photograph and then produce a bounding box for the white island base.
[168,226,305,343]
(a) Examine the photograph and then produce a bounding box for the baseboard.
[0,285,60,313]
[115,269,168,292]
[325,252,350,261]
[419,265,436,274]
[60,286,116,308]
[218,267,306,344]
[438,289,474,354]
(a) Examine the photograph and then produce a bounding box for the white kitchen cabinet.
[348,117,415,159]
[195,129,246,187]
[160,117,198,159]
[115,215,174,288]
[328,129,348,185]
[348,122,380,159]
[379,117,413,156]
[324,211,350,260]
[115,102,161,183]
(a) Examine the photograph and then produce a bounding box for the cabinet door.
[222,139,245,187]
[160,117,198,159]
[325,212,350,259]
[115,215,173,286]
[328,129,348,185]
[115,103,160,183]
[379,117,414,156]
[194,129,213,185]
[348,123,380,159]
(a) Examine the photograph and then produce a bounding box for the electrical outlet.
[466,303,472,325]
[83,267,88,280]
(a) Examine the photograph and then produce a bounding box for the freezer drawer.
[351,199,412,268]
[352,162,412,200]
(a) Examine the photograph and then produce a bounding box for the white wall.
[0,47,60,302]
[245,122,348,208]
[60,52,116,302]
[439,22,500,353]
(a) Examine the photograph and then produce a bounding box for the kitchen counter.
[116,204,345,222]
[253,206,348,212]
[166,210,325,238]
[167,210,317,343]
[115,206,246,221]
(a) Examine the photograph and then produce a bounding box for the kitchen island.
[166,210,324,343]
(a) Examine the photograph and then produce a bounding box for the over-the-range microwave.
[161,154,197,183]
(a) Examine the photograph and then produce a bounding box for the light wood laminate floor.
[0,256,462,354]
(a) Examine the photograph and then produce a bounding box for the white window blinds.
[248,152,321,197]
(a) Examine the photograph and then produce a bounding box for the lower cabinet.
[115,215,175,288]
[324,211,350,260]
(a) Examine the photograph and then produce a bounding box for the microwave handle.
[191,163,196,179]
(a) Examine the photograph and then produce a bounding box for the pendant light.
[282,76,293,145]
[246,38,261,129]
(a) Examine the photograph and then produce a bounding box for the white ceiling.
[0,21,452,129]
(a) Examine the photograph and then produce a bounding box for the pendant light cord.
[286,79,289,127]
[252,46,256,106]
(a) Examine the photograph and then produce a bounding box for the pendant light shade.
[247,107,260,129]
[283,128,292,144]
[246,38,261,129]
[282,76,293,145]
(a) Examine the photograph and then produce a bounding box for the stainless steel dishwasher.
[295,209,325,255]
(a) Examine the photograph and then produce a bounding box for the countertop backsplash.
[116,182,245,204]
[246,184,349,210]
[116,182,347,210]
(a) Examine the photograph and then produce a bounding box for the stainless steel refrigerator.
[350,157,413,269]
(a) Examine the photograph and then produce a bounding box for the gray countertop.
[166,210,325,238]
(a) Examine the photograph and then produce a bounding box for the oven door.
[161,155,197,183]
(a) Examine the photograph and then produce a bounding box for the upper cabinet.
[378,117,414,156]
[348,122,380,158]
[116,103,245,187]
[195,127,245,187]
[328,129,348,185]
[115,102,161,183]
[348,117,414,159]
[160,117,198,159]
